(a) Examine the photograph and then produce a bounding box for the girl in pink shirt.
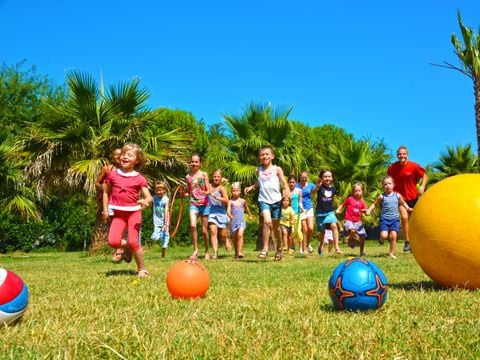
[103,143,152,278]
[336,183,368,257]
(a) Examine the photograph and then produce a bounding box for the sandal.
[112,249,124,263]
[137,269,149,278]
[236,253,244,259]
[211,251,218,259]
[189,251,199,260]
[257,249,268,260]
[275,250,283,261]
[205,252,211,260]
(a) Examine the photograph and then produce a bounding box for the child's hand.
[162,225,167,231]
[138,199,150,210]
[406,206,413,213]
[248,215,254,221]
[102,211,109,223]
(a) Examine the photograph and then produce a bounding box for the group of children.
[100,143,415,277]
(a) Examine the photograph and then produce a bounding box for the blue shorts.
[379,217,400,232]
[259,200,282,221]
[316,211,337,232]
[151,227,170,248]
[189,204,210,216]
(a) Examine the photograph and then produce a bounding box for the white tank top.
[258,165,282,204]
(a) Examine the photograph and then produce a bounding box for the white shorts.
[300,208,314,221]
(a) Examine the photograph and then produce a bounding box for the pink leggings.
[108,210,142,251]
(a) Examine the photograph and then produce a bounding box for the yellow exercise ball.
[410,174,480,289]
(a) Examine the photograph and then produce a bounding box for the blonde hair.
[231,182,242,191]
[155,181,167,190]
[352,182,365,194]
[122,143,146,169]
[382,175,394,185]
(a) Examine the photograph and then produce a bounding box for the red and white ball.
[0,269,29,325]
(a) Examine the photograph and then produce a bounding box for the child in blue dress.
[151,181,170,258]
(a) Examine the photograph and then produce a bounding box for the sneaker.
[307,244,313,253]
[403,241,411,252]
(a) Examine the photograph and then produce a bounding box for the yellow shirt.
[280,206,295,227]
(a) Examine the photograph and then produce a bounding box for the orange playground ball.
[166,260,210,299]
[409,174,480,289]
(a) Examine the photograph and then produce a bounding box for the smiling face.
[120,147,139,172]
[320,171,333,186]
[299,172,308,185]
[190,155,201,172]
[112,148,122,167]
[155,186,166,197]
[397,147,408,165]
[212,171,222,185]
[258,147,274,166]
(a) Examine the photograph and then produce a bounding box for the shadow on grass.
[388,280,444,291]
[104,269,137,277]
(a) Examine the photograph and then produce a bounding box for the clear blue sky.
[1,1,479,166]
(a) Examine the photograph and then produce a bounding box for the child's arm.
[138,187,153,210]
[277,167,290,197]
[398,194,413,213]
[244,199,254,220]
[244,181,259,194]
[214,185,229,205]
[102,182,111,223]
[203,171,212,196]
[336,202,345,215]
[95,165,109,191]
[366,195,382,216]
[227,200,233,220]
[163,196,170,231]
[297,189,305,212]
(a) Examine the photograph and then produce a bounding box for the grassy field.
[1,241,479,359]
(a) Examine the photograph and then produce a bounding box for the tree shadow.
[104,269,137,277]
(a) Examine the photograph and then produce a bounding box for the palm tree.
[427,144,479,184]
[26,71,191,251]
[435,11,480,161]
[219,102,305,184]
[0,133,40,220]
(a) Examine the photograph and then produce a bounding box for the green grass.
[1,241,479,359]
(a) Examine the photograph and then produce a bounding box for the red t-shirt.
[387,161,425,201]
[107,169,148,211]
[343,196,367,222]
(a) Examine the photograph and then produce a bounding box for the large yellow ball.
[410,174,480,289]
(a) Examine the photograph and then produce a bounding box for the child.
[245,146,290,261]
[366,175,413,259]
[336,183,368,257]
[315,169,342,255]
[279,195,296,252]
[288,175,304,253]
[102,143,152,277]
[208,169,230,259]
[185,153,211,260]
[151,181,170,258]
[296,171,316,253]
[227,182,253,259]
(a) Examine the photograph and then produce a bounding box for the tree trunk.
[89,206,110,254]
[475,79,480,163]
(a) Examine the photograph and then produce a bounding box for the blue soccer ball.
[328,258,388,311]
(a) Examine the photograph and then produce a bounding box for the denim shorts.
[189,204,210,216]
[258,200,282,220]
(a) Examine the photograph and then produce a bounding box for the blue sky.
[1,1,479,166]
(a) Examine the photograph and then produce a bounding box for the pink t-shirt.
[343,196,367,222]
[107,169,148,211]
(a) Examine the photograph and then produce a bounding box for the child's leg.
[208,223,219,258]
[318,230,325,254]
[272,219,282,251]
[108,215,127,249]
[306,215,314,251]
[236,228,245,257]
[189,210,199,257]
[331,223,341,253]
[389,231,397,258]
[126,211,146,273]
[201,215,210,258]
[359,236,366,256]
[161,230,169,258]
[219,227,230,251]
[328,240,334,254]
[379,230,388,245]
[281,227,288,250]
[262,210,273,251]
